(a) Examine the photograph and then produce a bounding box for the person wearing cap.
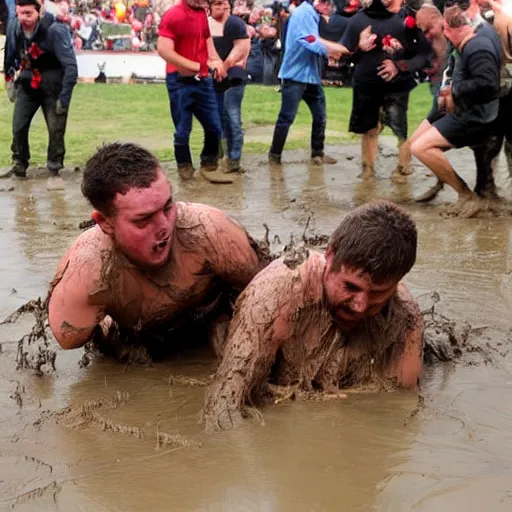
[157,0,231,184]
[268,0,346,166]
[208,0,251,173]
[3,0,77,189]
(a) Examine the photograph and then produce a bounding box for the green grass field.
[0,82,433,167]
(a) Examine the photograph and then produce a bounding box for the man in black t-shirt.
[411,6,500,218]
[340,0,430,182]
[209,0,250,173]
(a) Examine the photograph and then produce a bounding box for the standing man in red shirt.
[158,0,229,183]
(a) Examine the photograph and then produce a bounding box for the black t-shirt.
[213,15,248,61]
[341,10,415,91]
[319,13,348,42]
[213,15,248,91]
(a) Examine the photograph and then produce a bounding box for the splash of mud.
[0,298,56,375]
[2,218,511,373]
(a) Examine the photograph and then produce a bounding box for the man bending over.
[48,142,268,361]
[203,200,424,432]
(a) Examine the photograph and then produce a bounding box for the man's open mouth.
[153,237,170,253]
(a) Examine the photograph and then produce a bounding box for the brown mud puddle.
[1,144,512,511]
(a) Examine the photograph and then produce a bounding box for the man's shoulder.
[261,249,324,289]
[161,2,188,23]
[240,249,324,307]
[227,14,246,30]
[65,226,112,276]
[176,201,231,228]
[393,281,422,325]
[467,31,500,58]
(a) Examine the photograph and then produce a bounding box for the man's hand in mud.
[359,25,376,52]
[209,59,227,81]
[378,59,398,82]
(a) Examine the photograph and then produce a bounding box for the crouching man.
[203,200,424,432]
[48,142,269,361]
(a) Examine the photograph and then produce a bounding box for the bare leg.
[411,127,483,217]
[361,126,379,180]
[392,120,432,184]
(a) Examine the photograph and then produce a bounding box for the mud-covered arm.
[205,209,267,291]
[47,249,105,350]
[385,284,424,388]
[203,261,295,432]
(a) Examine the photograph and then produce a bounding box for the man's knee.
[276,109,296,127]
[364,126,380,138]
[410,138,424,158]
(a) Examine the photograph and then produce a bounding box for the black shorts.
[349,85,409,140]
[433,114,491,149]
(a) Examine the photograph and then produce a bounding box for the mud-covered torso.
[270,252,417,391]
[90,203,238,332]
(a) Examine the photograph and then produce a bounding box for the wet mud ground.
[1,140,512,511]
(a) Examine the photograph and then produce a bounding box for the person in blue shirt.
[268,0,346,165]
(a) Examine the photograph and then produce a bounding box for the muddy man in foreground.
[47,142,268,361]
[203,201,424,432]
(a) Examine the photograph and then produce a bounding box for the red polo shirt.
[158,2,210,76]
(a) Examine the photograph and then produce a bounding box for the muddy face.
[322,251,399,329]
[96,170,177,269]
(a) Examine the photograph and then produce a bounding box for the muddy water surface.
[1,143,512,511]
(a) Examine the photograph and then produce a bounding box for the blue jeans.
[270,80,326,157]
[215,83,245,161]
[166,72,222,166]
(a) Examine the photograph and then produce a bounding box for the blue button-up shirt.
[278,1,328,85]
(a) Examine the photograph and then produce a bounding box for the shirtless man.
[48,142,267,360]
[203,200,424,432]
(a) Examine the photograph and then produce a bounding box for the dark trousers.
[12,84,68,171]
[166,72,222,166]
[270,80,326,157]
[215,83,245,161]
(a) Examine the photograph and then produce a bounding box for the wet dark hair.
[16,0,41,11]
[81,142,161,215]
[328,200,417,282]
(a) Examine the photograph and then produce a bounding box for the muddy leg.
[360,127,379,180]
[411,127,482,217]
[473,134,503,200]
[391,138,413,183]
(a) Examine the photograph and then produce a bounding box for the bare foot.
[415,179,443,203]
[397,164,414,176]
[391,168,407,184]
[442,194,484,218]
[359,165,375,181]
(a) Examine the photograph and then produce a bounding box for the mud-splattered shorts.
[349,85,409,140]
